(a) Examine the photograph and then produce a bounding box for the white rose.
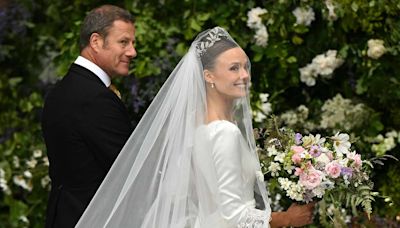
[315,153,331,165]
[254,25,269,47]
[247,7,268,29]
[292,6,315,26]
[367,39,386,59]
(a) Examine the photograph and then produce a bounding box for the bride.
[76,27,314,228]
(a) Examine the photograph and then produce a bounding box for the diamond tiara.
[195,27,228,57]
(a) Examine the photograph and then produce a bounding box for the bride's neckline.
[205,119,237,126]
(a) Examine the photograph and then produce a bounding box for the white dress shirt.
[74,56,111,87]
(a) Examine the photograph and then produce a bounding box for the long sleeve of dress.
[210,121,270,228]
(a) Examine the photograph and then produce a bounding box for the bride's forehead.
[217,48,248,63]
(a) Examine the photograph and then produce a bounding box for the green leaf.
[8,78,23,87]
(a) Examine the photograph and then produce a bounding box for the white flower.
[254,111,267,123]
[287,183,304,201]
[23,170,32,179]
[331,132,351,155]
[292,6,315,26]
[281,111,299,126]
[13,175,33,191]
[302,134,326,148]
[43,156,49,166]
[299,50,343,86]
[312,186,326,198]
[267,145,278,156]
[259,93,272,114]
[312,50,344,76]
[26,158,37,169]
[367,39,386,59]
[315,153,331,165]
[325,0,338,21]
[254,25,269,47]
[261,102,272,115]
[41,175,51,188]
[383,137,396,151]
[13,156,20,168]
[247,7,268,29]
[268,162,281,176]
[274,153,286,163]
[278,177,292,190]
[259,93,269,103]
[327,204,336,215]
[297,105,309,117]
[299,64,318,86]
[385,130,398,139]
[320,94,368,131]
[0,169,11,194]
[19,215,29,224]
[33,149,43,158]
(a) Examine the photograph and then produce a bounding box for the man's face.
[96,20,136,77]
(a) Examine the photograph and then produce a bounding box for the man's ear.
[203,69,214,84]
[89,33,104,52]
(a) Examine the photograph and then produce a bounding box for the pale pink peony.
[325,161,341,178]
[291,153,302,164]
[326,151,334,160]
[294,167,303,176]
[291,145,305,154]
[299,168,323,190]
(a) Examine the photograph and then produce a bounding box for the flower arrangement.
[255,119,385,224]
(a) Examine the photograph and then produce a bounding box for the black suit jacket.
[41,64,133,228]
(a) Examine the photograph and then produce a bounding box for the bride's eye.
[229,65,239,71]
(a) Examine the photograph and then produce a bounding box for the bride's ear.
[203,69,214,84]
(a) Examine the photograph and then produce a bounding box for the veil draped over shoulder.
[75,27,271,228]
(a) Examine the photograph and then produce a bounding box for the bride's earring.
[211,83,215,88]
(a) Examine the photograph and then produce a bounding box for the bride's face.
[207,47,250,99]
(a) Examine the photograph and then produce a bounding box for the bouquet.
[255,123,380,225]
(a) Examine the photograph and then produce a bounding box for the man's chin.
[115,70,130,77]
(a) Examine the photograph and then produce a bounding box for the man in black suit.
[41,5,136,228]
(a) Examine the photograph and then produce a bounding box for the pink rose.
[347,152,362,169]
[325,161,341,178]
[291,145,305,154]
[294,167,303,176]
[291,153,302,164]
[326,151,334,160]
[353,154,362,168]
[299,168,323,190]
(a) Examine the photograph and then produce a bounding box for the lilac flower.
[295,133,302,145]
[341,167,353,178]
[309,145,322,157]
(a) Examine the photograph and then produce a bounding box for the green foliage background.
[0,0,399,227]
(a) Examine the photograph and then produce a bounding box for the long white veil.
[75,27,270,228]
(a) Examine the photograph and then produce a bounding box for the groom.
[41,5,136,228]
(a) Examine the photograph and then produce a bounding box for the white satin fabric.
[193,120,270,228]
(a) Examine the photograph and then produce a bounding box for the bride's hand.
[285,202,316,227]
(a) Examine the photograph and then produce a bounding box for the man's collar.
[74,56,111,87]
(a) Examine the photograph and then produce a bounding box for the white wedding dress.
[75,27,271,228]
[193,120,270,228]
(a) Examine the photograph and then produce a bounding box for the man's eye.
[120,40,128,45]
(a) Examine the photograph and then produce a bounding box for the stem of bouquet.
[318,198,347,228]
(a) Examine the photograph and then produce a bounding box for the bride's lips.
[234,82,247,88]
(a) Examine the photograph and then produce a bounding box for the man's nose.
[126,44,137,58]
